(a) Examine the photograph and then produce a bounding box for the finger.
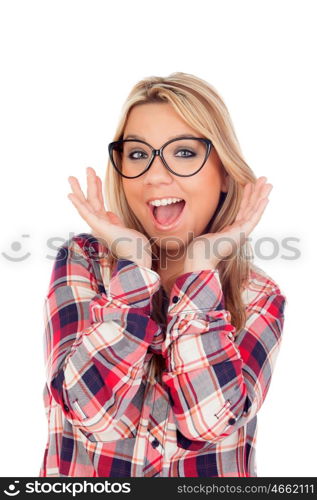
[228,187,271,250]
[246,177,266,211]
[243,197,269,235]
[246,182,272,219]
[244,177,268,218]
[68,176,87,204]
[252,184,273,213]
[86,167,102,212]
[234,192,269,239]
[254,196,269,216]
[235,182,253,222]
[96,175,106,209]
[68,171,104,214]
[68,178,99,217]
[68,193,107,234]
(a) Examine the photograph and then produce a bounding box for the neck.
[155,248,188,296]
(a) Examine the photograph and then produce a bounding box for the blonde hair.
[102,72,257,381]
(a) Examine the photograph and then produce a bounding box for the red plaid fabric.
[39,233,286,477]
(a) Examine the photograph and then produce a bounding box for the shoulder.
[242,263,287,310]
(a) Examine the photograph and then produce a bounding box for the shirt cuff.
[161,269,237,370]
[167,268,227,317]
[90,259,161,322]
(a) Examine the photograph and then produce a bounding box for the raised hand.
[67,167,152,269]
[184,176,273,273]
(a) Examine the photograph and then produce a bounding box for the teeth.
[149,198,183,207]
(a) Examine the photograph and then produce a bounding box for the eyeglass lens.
[111,139,208,177]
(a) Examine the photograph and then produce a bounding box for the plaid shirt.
[39,233,286,477]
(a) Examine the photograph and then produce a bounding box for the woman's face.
[122,102,228,253]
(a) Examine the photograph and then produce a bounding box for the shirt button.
[63,404,70,412]
[151,438,159,448]
[228,417,236,425]
[172,296,179,303]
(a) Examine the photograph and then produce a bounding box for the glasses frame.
[108,136,213,179]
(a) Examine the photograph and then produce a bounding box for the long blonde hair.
[102,72,257,380]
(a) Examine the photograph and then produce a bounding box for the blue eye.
[129,150,148,160]
[175,149,196,158]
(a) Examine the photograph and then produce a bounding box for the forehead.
[124,102,199,141]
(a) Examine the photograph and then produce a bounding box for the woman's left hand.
[184,176,273,273]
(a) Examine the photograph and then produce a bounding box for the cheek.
[189,171,221,208]
[122,182,141,212]
[189,176,222,228]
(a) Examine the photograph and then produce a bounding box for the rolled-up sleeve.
[161,269,286,444]
[44,239,161,442]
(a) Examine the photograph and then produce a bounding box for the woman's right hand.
[67,167,152,269]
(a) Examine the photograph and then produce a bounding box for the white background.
[0,0,316,477]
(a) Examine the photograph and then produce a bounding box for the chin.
[155,233,191,252]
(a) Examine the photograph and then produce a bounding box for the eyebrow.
[123,134,196,141]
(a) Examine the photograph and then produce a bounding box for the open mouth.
[147,199,186,230]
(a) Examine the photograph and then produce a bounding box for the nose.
[143,151,173,183]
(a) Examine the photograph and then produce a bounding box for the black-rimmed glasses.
[108,136,213,178]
